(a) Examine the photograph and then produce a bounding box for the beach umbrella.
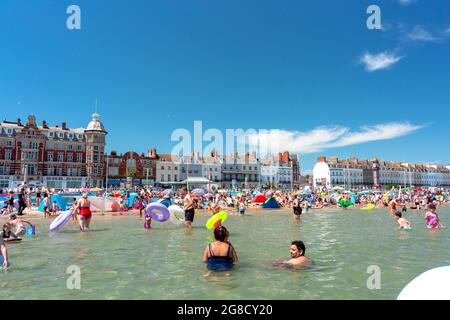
[164,189,174,197]
[90,187,102,192]
[218,189,227,194]
[252,194,267,203]
[192,188,206,196]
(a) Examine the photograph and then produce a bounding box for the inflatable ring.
[205,211,228,230]
[49,210,74,232]
[400,227,412,231]
[168,205,185,225]
[145,203,170,222]
[360,204,376,211]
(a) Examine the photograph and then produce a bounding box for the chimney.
[55,122,59,128]
[17,118,21,126]
[317,156,327,163]
[42,120,48,128]
[62,122,67,130]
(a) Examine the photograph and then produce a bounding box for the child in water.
[394,211,411,230]
[52,201,59,215]
[239,201,245,215]
[424,204,443,229]
[144,213,152,229]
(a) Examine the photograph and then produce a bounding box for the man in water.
[273,240,312,268]
[0,236,10,268]
[182,188,195,229]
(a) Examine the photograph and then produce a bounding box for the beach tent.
[127,193,140,208]
[88,196,120,212]
[157,198,172,208]
[262,197,281,209]
[38,194,78,212]
[252,194,267,203]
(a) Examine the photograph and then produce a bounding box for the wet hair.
[291,240,306,256]
[9,214,17,220]
[428,204,436,210]
[394,211,402,218]
[213,225,229,242]
[3,223,11,230]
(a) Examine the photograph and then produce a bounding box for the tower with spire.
[84,112,107,188]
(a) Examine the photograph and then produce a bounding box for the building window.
[174,175,177,181]
[48,154,53,162]
[32,142,39,149]
[93,154,99,161]
[160,174,165,181]
[7,129,13,135]
[94,145,99,151]
[57,153,63,162]
[77,154,83,162]
[168,174,171,181]
[161,166,165,170]
[5,151,12,160]
[68,145,73,151]
[77,145,82,151]
[58,133,64,138]
[67,154,73,162]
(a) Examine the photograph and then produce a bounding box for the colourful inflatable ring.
[145,203,170,222]
[400,227,412,231]
[360,204,376,211]
[205,211,228,230]
[49,210,74,232]
[168,205,185,225]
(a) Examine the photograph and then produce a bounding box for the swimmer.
[9,214,32,237]
[394,211,411,229]
[292,195,302,221]
[272,240,312,268]
[0,223,18,241]
[424,204,443,229]
[76,194,92,231]
[0,236,10,268]
[238,202,245,215]
[144,213,152,229]
[203,226,238,272]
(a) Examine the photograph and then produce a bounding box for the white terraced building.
[313,156,450,190]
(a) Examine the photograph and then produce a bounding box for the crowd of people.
[0,185,448,271]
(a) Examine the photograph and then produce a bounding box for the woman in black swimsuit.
[292,195,302,221]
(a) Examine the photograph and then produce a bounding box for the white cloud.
[248,123,423,155]
[359,51,404,72]
[407,25,440,42]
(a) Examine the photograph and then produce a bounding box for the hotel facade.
[0,114,106,189]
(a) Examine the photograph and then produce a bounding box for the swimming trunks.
[185,207,195,222]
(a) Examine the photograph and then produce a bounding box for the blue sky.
[0,0,449,172]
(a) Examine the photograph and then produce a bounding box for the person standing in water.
[424,204,443,229]
[76,194,92,231]
[182,188,195,229]
[203,226,238,272]
[272,240,312,268]
[0,236,10,269]
[394,211,411,230]
[292,195,302,221]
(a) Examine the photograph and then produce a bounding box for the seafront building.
[0,114,106,189]
[313,156,450,190]
[3,114,447,191]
